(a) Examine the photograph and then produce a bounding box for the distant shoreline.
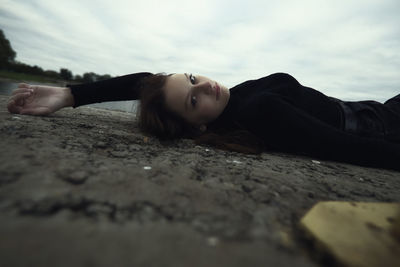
[0,70,67,86]
[0,77,65,87]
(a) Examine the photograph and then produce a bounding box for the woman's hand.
[7,83,75,115]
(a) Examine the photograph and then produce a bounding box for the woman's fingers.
[8,100,48,115]
[11,91,32,101]
[11,83,34,96]
[18,83,30,88]
[7,99,23,114]
[11,87,34,96]
[8,92,32,107]
[7,91,35,114]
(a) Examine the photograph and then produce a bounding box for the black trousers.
[339,94,400,143]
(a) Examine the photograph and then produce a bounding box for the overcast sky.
[1,0,399,101]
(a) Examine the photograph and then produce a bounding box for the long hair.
[138,73,263,154]
[138,73,196,139]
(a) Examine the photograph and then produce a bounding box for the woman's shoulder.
[257,72,299,83]
[233,72,299,89]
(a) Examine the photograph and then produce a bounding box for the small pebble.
[311,160,321,164]
[207,237,219,246]
[226,159,242,164]
[94,141,107,148]
[143,166,152,170]
[62,171,88,185]
[205,149,210,152]
[12,116,21,120]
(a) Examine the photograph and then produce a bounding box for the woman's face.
[163,73,230,126]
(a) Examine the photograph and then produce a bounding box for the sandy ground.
[0,95,399,267]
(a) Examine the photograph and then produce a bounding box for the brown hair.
[138,73,264,154]
[194,130,264,154]
[138,73,197,139]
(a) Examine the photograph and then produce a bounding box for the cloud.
[0,0,399,101]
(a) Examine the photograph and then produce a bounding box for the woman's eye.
[190,74,196,84]
[191,95,197,107]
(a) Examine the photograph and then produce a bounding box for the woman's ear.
[199,124,207,132]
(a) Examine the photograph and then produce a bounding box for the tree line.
[0,29,112,83]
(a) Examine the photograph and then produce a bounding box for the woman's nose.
[195,81,213,94]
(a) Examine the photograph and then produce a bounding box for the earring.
[199,124,207,132]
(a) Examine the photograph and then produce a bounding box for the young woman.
[7,72,400,171]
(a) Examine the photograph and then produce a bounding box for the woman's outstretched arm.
[7,72,153,115]
[7,83,74,115]
[68,72,152,107]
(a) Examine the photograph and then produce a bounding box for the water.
[0,80,16,95]
[0,80,138,113]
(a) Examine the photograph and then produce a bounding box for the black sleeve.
[67,72,152,107]
[238,95,400,171]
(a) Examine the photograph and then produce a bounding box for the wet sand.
[0,95,399,267]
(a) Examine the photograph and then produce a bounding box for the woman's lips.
[215,83,221,100]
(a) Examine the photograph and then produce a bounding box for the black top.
[212,73,400,170]
[68,72,152,107]
[69,72,400,171]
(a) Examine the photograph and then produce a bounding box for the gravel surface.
[0,95,399,267]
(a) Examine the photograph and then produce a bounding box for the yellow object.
[300,202,400,267]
